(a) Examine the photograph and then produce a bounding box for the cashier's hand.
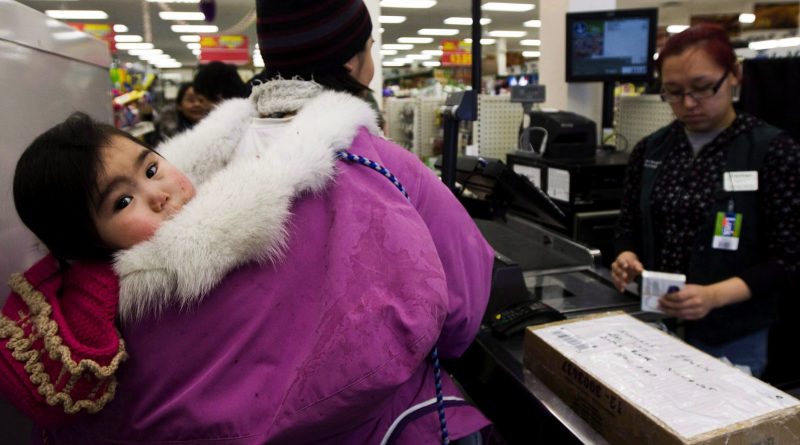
[659,284,719,320]
[611,251,643,292]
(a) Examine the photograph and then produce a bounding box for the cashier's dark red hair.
[657,23,736,74]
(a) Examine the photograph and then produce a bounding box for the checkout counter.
[440,155,662,444]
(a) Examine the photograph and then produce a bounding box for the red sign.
[441,39,472,67]
[67,22,115,51]
[199,35,250,65]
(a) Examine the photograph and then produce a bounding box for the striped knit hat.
[256,0,372,72]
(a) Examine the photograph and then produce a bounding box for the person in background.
[145,82,211,146]
[612,24,800,377]
[192,61,250,103]
[20,0,493,443]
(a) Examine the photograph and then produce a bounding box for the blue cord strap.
[336,150,450,445]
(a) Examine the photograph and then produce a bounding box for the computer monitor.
[566,8,658,83]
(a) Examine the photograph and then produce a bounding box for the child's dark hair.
[13,112,154,262]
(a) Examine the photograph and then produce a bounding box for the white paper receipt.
[640,270,686,313]
[723,171,758,192]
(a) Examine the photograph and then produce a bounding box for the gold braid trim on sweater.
[0,273,128,414]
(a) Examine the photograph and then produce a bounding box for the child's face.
[92,135,196,250]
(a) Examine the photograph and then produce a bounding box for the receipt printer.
[525,111,597,159]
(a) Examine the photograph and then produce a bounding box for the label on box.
[533,314,800,440]
[546,168,570,201]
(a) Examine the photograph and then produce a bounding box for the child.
[6,80,493,444]
[1,102,342,427]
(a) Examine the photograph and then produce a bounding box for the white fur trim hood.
[113,84,380,320]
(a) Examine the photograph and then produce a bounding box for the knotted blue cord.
[336,150,450,445]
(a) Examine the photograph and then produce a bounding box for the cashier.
[612,23,800,377]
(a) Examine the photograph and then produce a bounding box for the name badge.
[723,171,758,192]
[712,212,742,251]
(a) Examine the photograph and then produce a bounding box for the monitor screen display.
[566,8,658,82]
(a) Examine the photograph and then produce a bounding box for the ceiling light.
[418,29,459,36]
[523,20,541,28]
[380,49,398,55]
[523,51,541,58]
[464,38,496,45]
[159,11,206,21]
[155,61,183,69]
[192,49,201,56]
[171,25,218,33]
[399,37,434,43]
[379,16,407,24]
[666,25,689,34]
[128,49,163,56]
[443,17,491,26]
[407,54,433,60]
[116,42,155,50]
[380,0,436,8]
[140,54,173,61]
[489,30,527,38]
[422,49,443,56]
[520,39,540,46]
[187,43,201,50]
[45,10,108,20]
[180,35,201,42]
[383,61,407,67]
[114,35,143,43]
[423,61,441,67]
[393,58,412,63]
[113,24,129,33]
[482,3,535,12]
[382,43,414,50]
[147,0,200,3]
[380,28,385,33]
[52,31,85,41]
[739,13,756,24]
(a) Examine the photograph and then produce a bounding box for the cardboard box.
[523,312,800,445]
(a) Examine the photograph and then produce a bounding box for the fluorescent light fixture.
[380,0,436,8]
[489,30,526,38]
[192,49,201,55]
[464,38,496,45]
[127,49,163,56]
[418,28,459,36]
[380,28,385,33]
[523,51,540,58]
[380,49,398,55]
[422,49,443,56]
[116,42,155,50]
[187,43,201,50]
[171,25,218,33]
[739,13,756,24]
[147,0,199,3]
[45,10,108,20]
[140,54,173,61]
[114,35,143,43]
[398,37,434,43]
[749,37,800,50]
[113,24,129,33]
[407,54,433,60]
[53,31,85,41]
[423,61,441,67]
[379,16,407,24]
[383,61,407,67]
[523,20,541,28]
[159,11,206,21]
[155,61,183,69]
[666,25,689,34]
[444,17,491,26]
[393,58,412,63]
[482,3,535,12]
[520,39,540,46]
[180,35,201,42]
[382,43,414,50]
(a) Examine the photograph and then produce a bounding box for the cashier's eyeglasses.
[660,70,729,104]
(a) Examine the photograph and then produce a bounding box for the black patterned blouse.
[615,113,800,296]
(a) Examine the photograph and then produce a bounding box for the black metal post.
[471,0,481,93]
